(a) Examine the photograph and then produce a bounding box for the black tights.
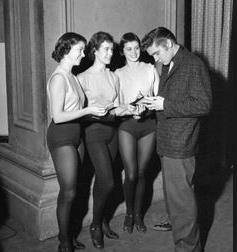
[119,130,155,216]
[86,133,117,226]
[50,144,83,246]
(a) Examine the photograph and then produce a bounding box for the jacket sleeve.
[163,60,212,118]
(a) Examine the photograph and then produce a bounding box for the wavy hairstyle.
[52,32,87,63]
[141,27,177,51]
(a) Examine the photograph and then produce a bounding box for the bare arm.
[48,74,106,123]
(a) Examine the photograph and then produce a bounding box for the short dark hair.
[52,32,87,63]
[87,31,114,62]
[141,27,177,51]
[119,32,141,55]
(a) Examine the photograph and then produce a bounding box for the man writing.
[141,27,212,252]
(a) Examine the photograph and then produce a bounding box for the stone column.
[0,0,58,240]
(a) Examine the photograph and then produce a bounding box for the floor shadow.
[0,177,9,252]
[191,48,235,249]
[0,180,9,228]
[194,157,232,249]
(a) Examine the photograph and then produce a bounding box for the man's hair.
[141,27,177,51]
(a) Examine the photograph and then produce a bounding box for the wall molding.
[65,0,75,31]
[165,0,177,35]
[11,0,38,131]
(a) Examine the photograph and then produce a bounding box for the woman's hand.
[113,104,135,116]
[85,106,107,116]
[131,104,146,119]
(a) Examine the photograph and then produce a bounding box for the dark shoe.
[102,221,119,239]
[123,214,134,233]
[72,238,86,249]
[89,224,104,249]
[134,214,147,233]
[58,244,74,252]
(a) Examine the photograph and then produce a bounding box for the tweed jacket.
[156,46,212,158]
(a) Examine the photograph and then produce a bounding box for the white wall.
[0,43,8,135]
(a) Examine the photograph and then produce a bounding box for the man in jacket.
[141,27,212,252]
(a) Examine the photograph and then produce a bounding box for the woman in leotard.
[77,31,134,249]
[115,32,159,234]
[47,32,106,252]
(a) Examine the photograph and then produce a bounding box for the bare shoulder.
[48,73,67,92]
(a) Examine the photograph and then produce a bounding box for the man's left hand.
[141,96,164,111]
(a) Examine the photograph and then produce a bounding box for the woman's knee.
[137,169,145,179]
[105,180,114,193]
[125,171,137,183]
[94,178,114,194]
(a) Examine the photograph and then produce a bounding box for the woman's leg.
[118,130,137,216]
[103,130,118,217]
[102,131,119,239]
[50,145,79,247]
[134,132,155,230]
[87,141,114,226]
[87,141,115,248]
[108,129,118,162]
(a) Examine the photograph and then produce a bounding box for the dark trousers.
[160,156,201,252]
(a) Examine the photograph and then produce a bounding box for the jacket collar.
[163,45,185,79]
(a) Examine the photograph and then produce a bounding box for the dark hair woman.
[47,32,106,252]
[77,31,134,249]
[115,32,159,234]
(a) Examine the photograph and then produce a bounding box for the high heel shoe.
[102,221,119,239]
[123,214,134,233]
[89,224,104,249]
[58,244,74,252]
[134,214,147,233]
[72,238,86,249]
